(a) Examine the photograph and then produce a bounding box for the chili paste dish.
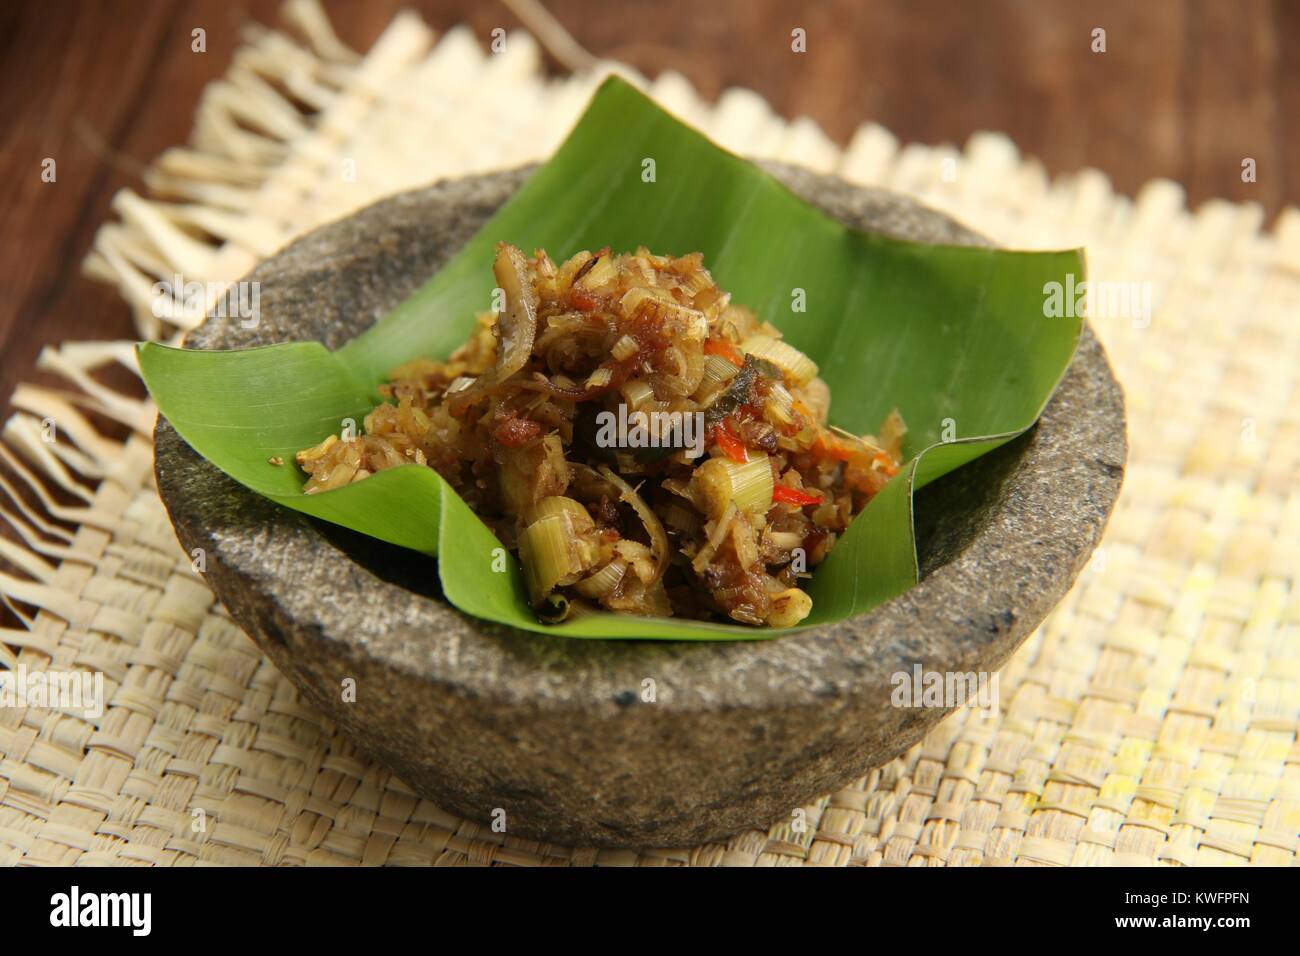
[140,76,1094,647]
[140,77,1118,846]
[296,243,904,628]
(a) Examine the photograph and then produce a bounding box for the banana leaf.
[139,76,1083,641]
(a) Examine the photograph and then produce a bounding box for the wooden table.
[1,0,1295,407]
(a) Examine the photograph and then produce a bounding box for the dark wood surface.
[1,0,1296,407]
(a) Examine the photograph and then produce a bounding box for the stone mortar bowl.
[155,164,1126,848]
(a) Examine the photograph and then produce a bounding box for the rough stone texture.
[154,165,1126,848]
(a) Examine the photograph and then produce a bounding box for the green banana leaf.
[140,76,1082,641]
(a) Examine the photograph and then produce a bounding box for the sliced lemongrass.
[620,378,655,410]
[691,451,773,518]
[704,353,740,381]
[573,559,628,599]
[611,334,639,361]
[655,344,706,397]
[723,453,774,514]
[740,335,818,386]
[620,287,708,341]
[679,268,714,296]
[517,513,577,606]
[585,365,614,389]
[693,353,739,404]
[618,286,662,315]
[765,381,796,426]
[489,243,539,380]
[576,252,617,290]
[521,495,593,531]
[627,254,656,284]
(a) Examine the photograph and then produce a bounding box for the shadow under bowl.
[154,164,1126,848]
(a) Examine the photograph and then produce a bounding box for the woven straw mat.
[1,0,1297,866]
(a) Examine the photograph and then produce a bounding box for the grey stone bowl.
[154,164,1126,848]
